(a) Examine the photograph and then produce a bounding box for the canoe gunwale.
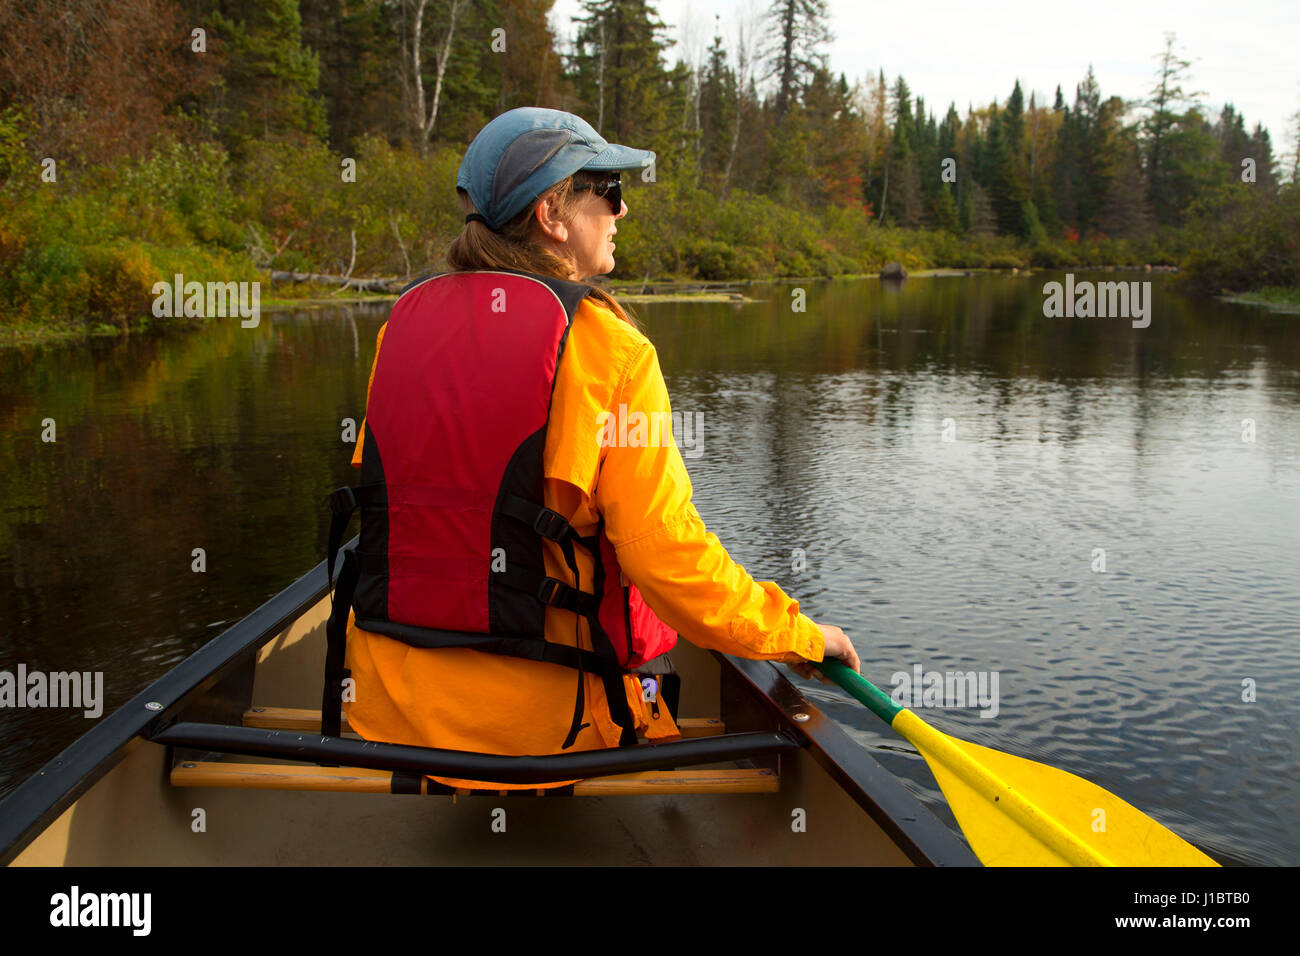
[721,655,980,867]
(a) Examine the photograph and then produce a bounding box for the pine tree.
[967,181,996,236]
[1099,126,1153,237]
[934,182,959,232]
[1247,123,1279,193]
[1153,106,1225,226]
[698,21,739,185]
[202,0,328,150]
[864,71,889,221]
[801,68,863,209]
[1068,67,1122,236]
[490,0,571,114]
[988,80,1036,237]
[883,76,922,226]
[1142,32,1204,224]
[762,0,832,121]
[300,0,402,151]
[1051,100,1079,234]
[570,1,676,168]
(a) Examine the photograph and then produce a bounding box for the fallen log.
[266,271,406,293]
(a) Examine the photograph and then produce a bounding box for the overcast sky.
[547,0,1299,162]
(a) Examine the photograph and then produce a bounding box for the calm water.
[2,272,1297,864]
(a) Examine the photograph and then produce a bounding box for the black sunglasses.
[573,176,622,215]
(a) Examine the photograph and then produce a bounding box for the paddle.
[812,659,1219,866]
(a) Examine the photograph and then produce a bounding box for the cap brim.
[582,143,656,172]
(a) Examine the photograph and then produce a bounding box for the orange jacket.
[343,289,826,789]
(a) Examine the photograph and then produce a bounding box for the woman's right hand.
[789,623,861,683]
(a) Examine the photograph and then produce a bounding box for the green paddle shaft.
[814,659,903,725]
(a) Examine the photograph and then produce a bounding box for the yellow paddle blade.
[892,710,1219,867]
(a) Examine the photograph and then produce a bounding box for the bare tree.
[402,0,467,151]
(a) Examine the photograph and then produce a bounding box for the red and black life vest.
[324,269,677,749]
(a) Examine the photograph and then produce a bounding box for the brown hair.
[447,169,642,329]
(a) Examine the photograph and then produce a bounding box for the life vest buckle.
[531,507,572,541]
[536,576,573,607]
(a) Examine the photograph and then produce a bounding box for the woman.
[338,108,859,790]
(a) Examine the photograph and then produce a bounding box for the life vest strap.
[322,548,359,746]
[497,565,602,617]
[501,493,576,542]
[325,483,384,586]
[555,530,639,749]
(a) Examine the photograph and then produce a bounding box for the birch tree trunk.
[409,0,465,151]
[424,0,465,146]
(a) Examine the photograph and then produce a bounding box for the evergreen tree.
[300,0,401,151]
[570,0,675,156]
[1154,106,1224,226]
[955,104,984,231]
[698,21,739,184]
[1099,126,1153,237]
[762,0,832,121]
[859,69,890,221]
[883,76,922,226]
[967,181,996,235]
[934,182,959,232]
[1051,100,1079,234]
[489,0,571,114]
[1247,123,1279,193]
[1142,32,1203,224]
[1069,68,1122,236]
[202,0,328,150]
[988,80,1036,237]
[801,68,863,209]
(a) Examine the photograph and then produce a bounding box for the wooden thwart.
[171,761,778,795]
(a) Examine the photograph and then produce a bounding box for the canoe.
[0,550,979,866]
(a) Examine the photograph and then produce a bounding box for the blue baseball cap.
[456,107,656,231]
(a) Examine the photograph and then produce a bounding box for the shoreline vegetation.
[1,3,1297,347]
[2,264,1216,348]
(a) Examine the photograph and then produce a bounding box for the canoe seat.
[170,760,778,796]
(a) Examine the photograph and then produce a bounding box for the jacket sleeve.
[592,341,825,664]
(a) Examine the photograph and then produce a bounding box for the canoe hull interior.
[5,570,976,866]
